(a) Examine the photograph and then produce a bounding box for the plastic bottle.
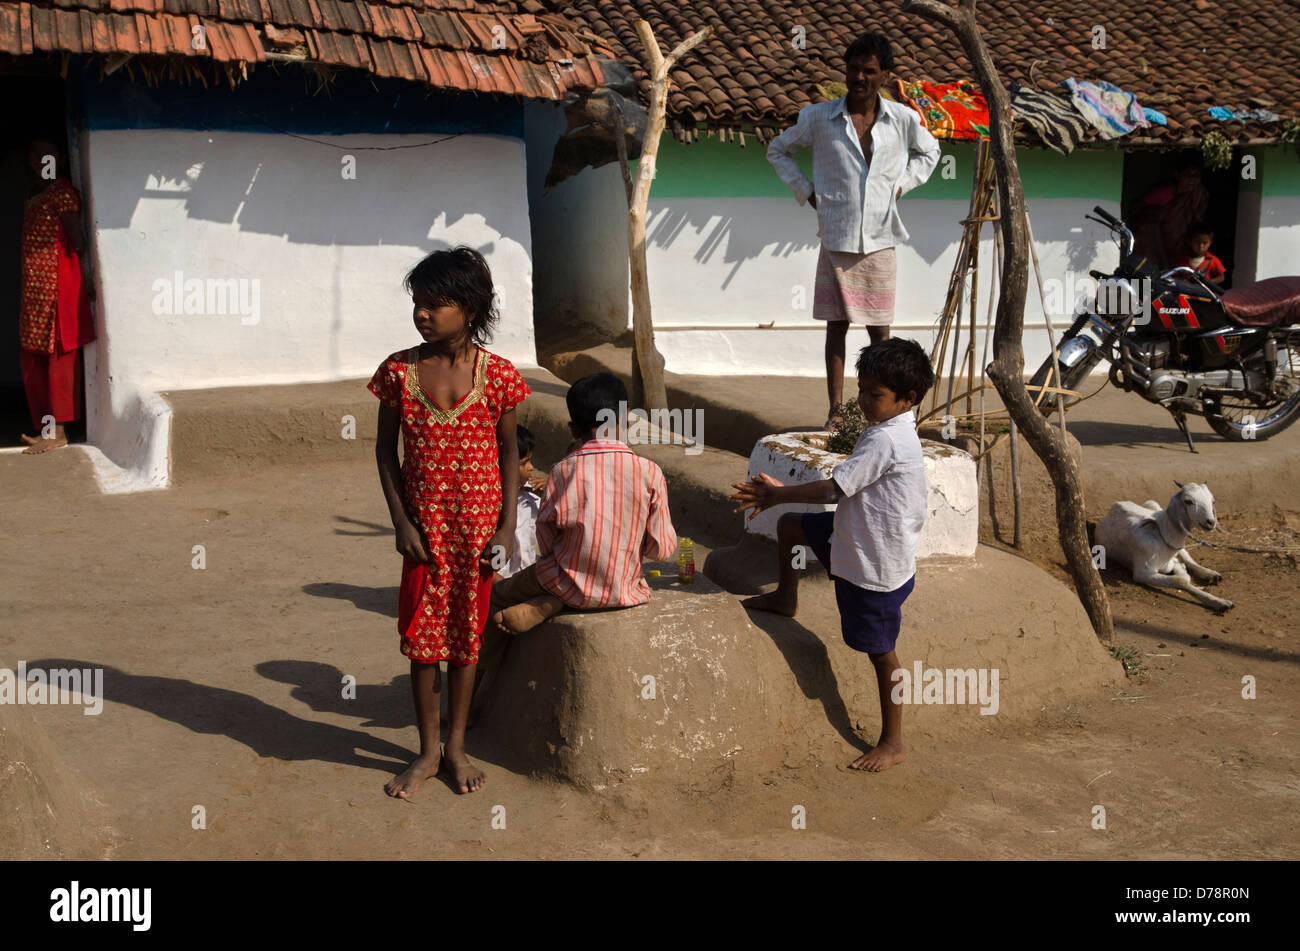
[677,537,695,584]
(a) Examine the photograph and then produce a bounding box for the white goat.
[1095,481,1232,612]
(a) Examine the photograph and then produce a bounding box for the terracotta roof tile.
[1,0,619,101]
[551,0,1300,145]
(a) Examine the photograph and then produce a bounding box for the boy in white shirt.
[731,338,934,773]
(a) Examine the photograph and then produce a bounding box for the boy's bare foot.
[493,594,563,634]
[385,748,442,799]
[741,590,797,617]
[20,433,68,454]
[849,739,907,772]
[444,750,485,793]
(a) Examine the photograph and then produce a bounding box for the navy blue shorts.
[799,511,915,655]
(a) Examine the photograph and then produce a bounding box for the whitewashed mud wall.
[643,195,1117,377]
[80,129,536,489]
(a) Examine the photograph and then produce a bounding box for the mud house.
[533,0,1300,376]
[0,0,630,487]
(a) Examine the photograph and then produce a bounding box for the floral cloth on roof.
[368,346,530,666]
[894,79,990,141]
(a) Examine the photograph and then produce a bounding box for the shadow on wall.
[646,201,821,292]
[89,129,528,253]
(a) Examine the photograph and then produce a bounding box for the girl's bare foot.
[20,433,68,454]
[741,589,797,617]
[385,749,441,799]
[849,739,907,772]
[444,750,485,793]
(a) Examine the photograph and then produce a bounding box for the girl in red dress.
[369,247,530,796]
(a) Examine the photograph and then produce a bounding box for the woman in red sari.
[19,138,95,454]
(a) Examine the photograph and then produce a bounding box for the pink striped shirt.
[533,439,677,609]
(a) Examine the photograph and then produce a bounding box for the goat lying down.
[1095,481,1233,612]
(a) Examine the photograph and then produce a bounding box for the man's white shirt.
[767,94,940,254]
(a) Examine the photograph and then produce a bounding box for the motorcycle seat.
[1221,276,1300,328]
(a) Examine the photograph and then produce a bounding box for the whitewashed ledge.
[744,431,979,559]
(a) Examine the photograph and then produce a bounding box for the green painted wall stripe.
[1261,146,1300,198]
[640,131,1122,200]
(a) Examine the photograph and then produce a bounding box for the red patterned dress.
[369,346,530,666]
[19,178,94,426]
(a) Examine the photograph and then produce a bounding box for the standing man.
[767,31,940,428]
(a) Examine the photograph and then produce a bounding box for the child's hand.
[525,472,548,495]
[396,519,430,563]
[481,529,514,574]
[729,473,784,521]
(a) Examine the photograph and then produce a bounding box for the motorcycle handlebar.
[1092,205,1120,226]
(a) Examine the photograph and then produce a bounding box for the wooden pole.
[625,21,712,412]
[903,0,1113,644]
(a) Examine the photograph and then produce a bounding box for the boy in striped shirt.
[487,373,677,635]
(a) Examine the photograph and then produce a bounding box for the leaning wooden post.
[902,0,1113,643]
[625,21,712,412]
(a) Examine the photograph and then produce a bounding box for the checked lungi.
[812,246,897,326]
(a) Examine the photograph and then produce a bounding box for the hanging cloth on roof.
[1009,84,1089,154]
[1208,106,1281,123]
[1142,107,1167,126]
[894,79,990,140]
[1061,78,1150,139]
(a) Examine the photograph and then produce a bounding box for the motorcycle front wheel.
[1206,337,1300,441]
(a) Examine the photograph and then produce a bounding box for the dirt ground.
[3,423,1297,859]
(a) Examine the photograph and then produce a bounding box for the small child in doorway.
[1177,222,1227,285]
[730,338,934,773]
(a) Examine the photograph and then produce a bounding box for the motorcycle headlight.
[1095,278,1142,318]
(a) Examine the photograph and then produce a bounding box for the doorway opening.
[0,69,87,449]
[1120,147,1242,289]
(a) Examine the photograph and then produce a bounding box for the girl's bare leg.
[443,664,485,793]
[385,660,442,799]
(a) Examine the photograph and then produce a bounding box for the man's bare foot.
[493,594,562,634]
[444,750,485,793]
[741,589,797,617]
[824,412,843,431]
[385,749,441,799]
[20,433,68,454]
[849,739,907,772]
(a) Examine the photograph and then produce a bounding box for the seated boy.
[498,425,542,580]
[1177,222,1227,285]
[472,373,677,713]
[731,338,934,774]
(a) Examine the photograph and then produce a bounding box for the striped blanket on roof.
[1009,84,1089,154]
[894,79,990,140]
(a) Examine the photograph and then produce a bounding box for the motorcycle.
[1028,206,1300,451]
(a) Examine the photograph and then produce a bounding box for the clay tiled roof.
[0,0,621,101]
[551,0,1300,146]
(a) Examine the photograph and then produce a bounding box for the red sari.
[369,346,530,666]
[19,178,94,426]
